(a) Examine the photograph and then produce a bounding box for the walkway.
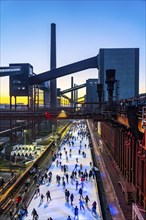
[87,120,128,220]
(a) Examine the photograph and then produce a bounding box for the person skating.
[76,180,79,191]
[80,180,85,189]
[44,172,48,183]
[59,152,62,159]
[74,164,78,172]
[70,174,74,184]
[65,189,68,201]
[92,168,95,179]
[78,169,81,177]
[40,194,45,203]
[70,193,74,205]
[78,187,83,199]
[65,150,68,156]
[31,208,38,220]
[69,149,72,157]
[56,175,59,183]
[48,171,52,178]
[79,198,85,210]
[66,173,69,183]
[35,186,40,197]
[74,206,79,219]
[84,195,90,206]
[67,216,71,220]
[64,165,67,174]
[46,190,52,202]
[48,175,52,184]
[84,170,88,181]
[56,160,59,167]
[62,179,66,189]
[66,190,70,202]
[92,201,97,215]
[89,170,93,180]
[74,171,77,179]
[81,176,85,183]
[58,175,61,185]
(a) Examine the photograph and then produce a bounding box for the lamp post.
[52,124,55,136]
[24,129,27,145]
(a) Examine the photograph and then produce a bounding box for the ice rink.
[25,121,103,220]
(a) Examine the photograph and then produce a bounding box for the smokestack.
[50,23,57,108]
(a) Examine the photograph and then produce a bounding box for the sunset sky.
[0,0,145,104]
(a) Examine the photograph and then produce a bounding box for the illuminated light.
[45,112,53,119]
[109,203,119,215]
[100,172,106,178]
[57,110,68,118]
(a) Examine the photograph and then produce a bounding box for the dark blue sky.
[0,0,145,98]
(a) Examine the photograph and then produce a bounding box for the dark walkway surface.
[90,122,132,220]
[101,148,132,220]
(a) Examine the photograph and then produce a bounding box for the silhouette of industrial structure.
[0,23,146,219]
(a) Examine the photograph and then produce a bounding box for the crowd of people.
[13,120,101,220]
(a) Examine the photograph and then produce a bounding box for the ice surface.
[25,122,102,220]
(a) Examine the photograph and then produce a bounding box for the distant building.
[9,63,33,97]
[86,79,98,109]
[98,48,139,101]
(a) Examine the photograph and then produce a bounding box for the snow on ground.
[25,122,103,220]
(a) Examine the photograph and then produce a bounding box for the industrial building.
[86,79,98,102]
[98,48,139,101]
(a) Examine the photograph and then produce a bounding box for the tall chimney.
[50,23,57,108]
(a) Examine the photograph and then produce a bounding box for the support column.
[97,83,103,113]
[75,84,78,107]
[14,96,16,110]
[71,76,74,107]
[10,96,12,110]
